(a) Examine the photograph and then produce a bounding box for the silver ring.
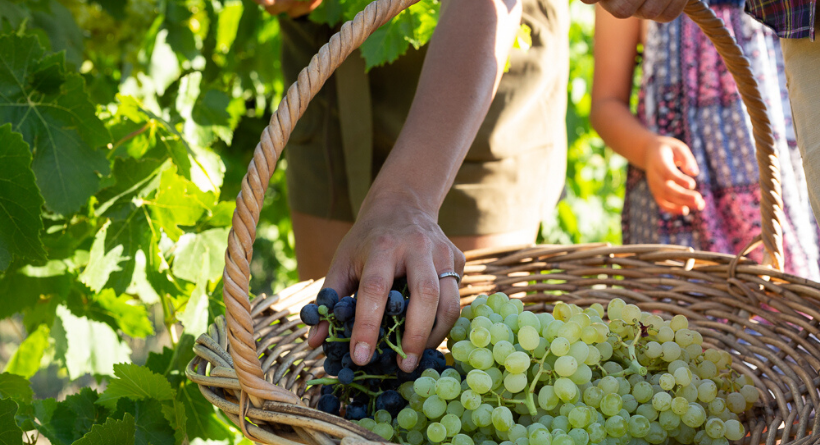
[438,271,461,284]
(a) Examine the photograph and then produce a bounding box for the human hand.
[644,135,705,215]
[584,0,688,22]
[306,192,465,373]
[252,0,323,17]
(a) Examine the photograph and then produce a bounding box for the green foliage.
[0,0,620,444]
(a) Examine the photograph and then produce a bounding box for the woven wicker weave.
[186,0,820,443]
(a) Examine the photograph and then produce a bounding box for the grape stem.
[525,352,552,416]
[382,316,408,359]
[326,338,351,342]
[306,378,382,397]
[307,374,394,387]
[609,335,648,377]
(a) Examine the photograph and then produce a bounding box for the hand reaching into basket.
[308,192,466,373]
[585,0,688,22]
[251,0,323,17]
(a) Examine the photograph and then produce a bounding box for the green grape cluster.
[351,293,758,445]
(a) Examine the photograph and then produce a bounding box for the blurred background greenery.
[0,0,625,442]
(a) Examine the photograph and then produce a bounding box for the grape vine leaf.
[72,413,135,445]
[30,0,85,68]
[53,305,131,379]
[178,253,211,337]
[145,334,195,387]
[358,0,439,69]
[115,399,175,445]
[79,221,128,293]
[177,383,231,441]
[0,268,71,320]
[0,398,23,445]
[0,373,32,404]
[0,33,111,214]
[79,290,154,338]
[0,124,46,271]
[309,0,344,26]
[147,166,216,241]
[160,400,187,444]
[172,227,229,284]
[43,388,107,445]
[3,324,49,379]
[96,364,175,411]
[90,0,127,20]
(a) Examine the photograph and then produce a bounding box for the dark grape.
[316,288,339,310]
[320,385,335,395]
[333,296,356,322]
[344,401,368,421]
[338,367,355,385]
[419,357,438,372]
[317,394,341,415]
[375,390,406,418]
[398,366,422,383]
[325,342,347,361]
[344,320,355,338]
[391,277,407,292]
[300,304,320,326]
[324,359,343,377]
[341,353,356,370]
[379,349,399,374]
[385,290,405,316]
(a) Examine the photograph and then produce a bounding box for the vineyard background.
[0,0,626,443]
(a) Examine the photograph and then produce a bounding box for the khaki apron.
[282,0,569,236]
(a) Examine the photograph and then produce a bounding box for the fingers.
[635,0,668,20]
[350,251,395,366]
[669,141,700,178]
[654,0,688,22]
[400,250,441,372]
[600,0,646,19]
[307,321,329,349]
[428,276,461,349]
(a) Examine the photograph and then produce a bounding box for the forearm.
[363,0,522,215]
[590,99,656,170]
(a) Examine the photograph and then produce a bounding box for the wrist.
[361,184,441,220]
[639,133,662,171]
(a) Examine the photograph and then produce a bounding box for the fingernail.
[402,354,419,372]
[354,342,371,365]
[682,206,690,216]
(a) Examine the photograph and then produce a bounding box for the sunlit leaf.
[3,324,49,379]
[54,305,131,379]
[96,363,175,410]
[72,413,135,445]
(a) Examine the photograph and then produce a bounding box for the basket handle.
[221,0,783,409]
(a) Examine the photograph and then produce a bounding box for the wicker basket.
[186,0,820,443]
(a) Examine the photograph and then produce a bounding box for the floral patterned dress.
[622,0,820,280]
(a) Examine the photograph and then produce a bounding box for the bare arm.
[591,7,703,215]
[321,0,523,371]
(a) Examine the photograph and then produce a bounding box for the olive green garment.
[282,0,569,236]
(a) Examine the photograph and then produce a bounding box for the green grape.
[453,340,477,362]
[628,414,650,437]
[441,413,461,437]
[550,337,571,356]
[442,368,462,380]
[567,341,590,363]
[569,313,591,329]
[510,299,524,313]
[529,429,552,445]
[604,415,627,438]
[674,367,692,386]
[453,435,475,445]
[423,395,447,419]
[662,342,682,362]
[437,377,462,400]
[558,322,582,343]
[705,418,724,439]
[475,304,494,319]
[622,394,638,413]
[584,345,601,366]
[670,315,688,331]
[696,360,717,379]
[428,423,447,443]
[554,356,578,377]
[471,296,489,309]
[636,403,658,421]
[583,386,604,408]
[554,378,578,402]
[617,377,631,396]
[538,385,560,410]
[632,382,654,403]
[598,376,619,394]
[467,370,493,394]
[723,419,744,440]
[686,343,703,358]
[552,434,573,445]
[488,292,509,311]
[740,385,759,404]
[407,430,424,445]
[469,348,495,370]
[504,351,531,374]
[621,304,641,325]
[602,361,623,376]
[652,392,672,412]
[697,380,717,403]
[657,327,675,343]
[471,327,492,348]
[500,302,519,319]
[489,312,504,324]
[373,423,394,440]
[552,416,570,432]
[558,403,575,418]
[409,392,424,411]
[318,305,328,315]
[659,410,680,430]
[461,411,477,432]
[659,373,676,391]
[375,410,392,424]
[486,367,504,390]
[400,381,417,400]
[568,406,593,428]
[462,390,482,410]
[471,316,493,331]
[533,337,549,359]
[708,398,726,416]
[493,341,516,365]
[671,396,690,415]
[581,326,598,344]
[554,302,573,321]
[472,404,494,427]
[518,311,541,330]
[504,372,528,393]
[570,364,592,385]
[607,298,626,320]
[645,341,662,359]
[519,326,541,351]
[726,392,746,414]
[568,427,590,445]
[682,403,706,428]
[645,422,667,444]
[544,320,564,340]
[492,406,515,432]
[450,326,468,342]
[678,383,699,402]
[360,418,377,430]
[415,377,438,398]
[398,408,419,429]
[491,323,513,345]
[586,422,606,443]
[447,400,465,417]
[600,393,623,416]
[675,329,695,347]
[596,342,614,361]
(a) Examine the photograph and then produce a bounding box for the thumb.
[306,251,356,348]
[670,141,700,177]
